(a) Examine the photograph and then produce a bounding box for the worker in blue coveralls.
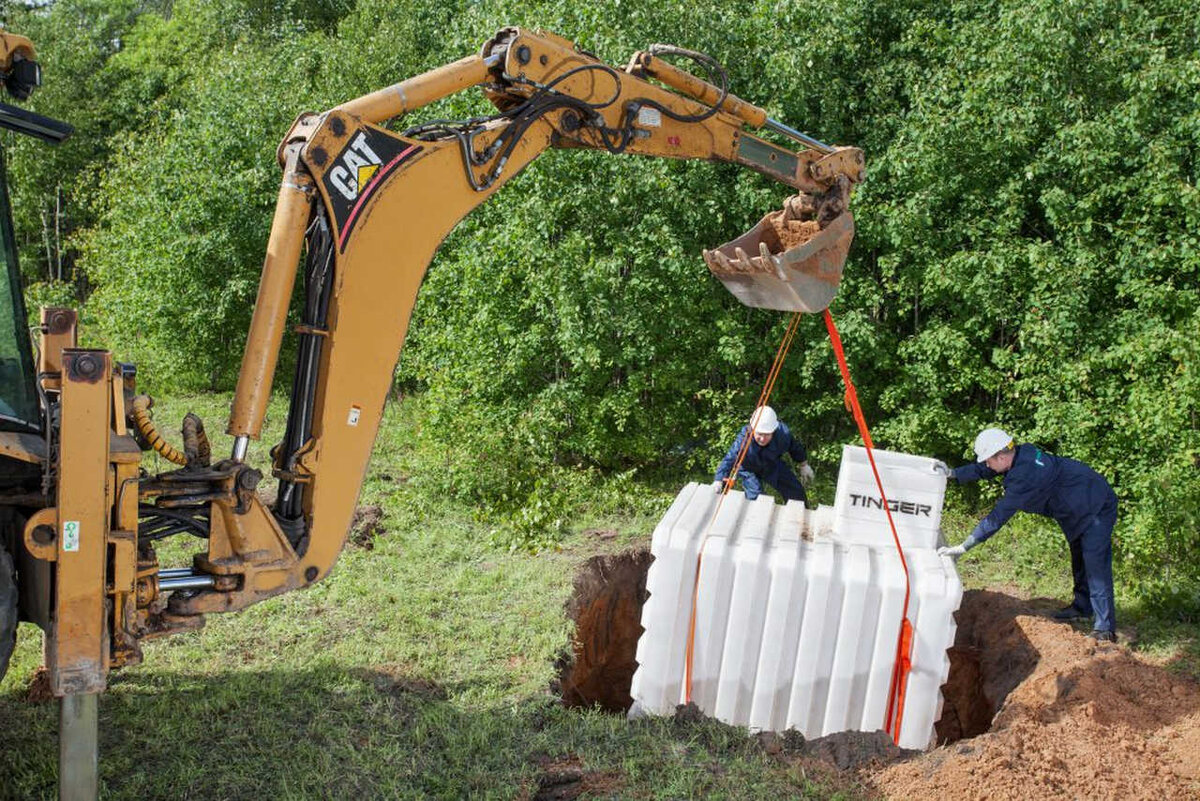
[936,428,1119,642]
[713,405,814,502]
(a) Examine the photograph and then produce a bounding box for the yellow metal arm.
[0,32,35,69]
[176,27,864,619]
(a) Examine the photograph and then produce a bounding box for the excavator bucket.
[704,195,854,313]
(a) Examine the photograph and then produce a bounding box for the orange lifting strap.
[822,308,914,744]
[684,312,802,704]
[683,307,914,746]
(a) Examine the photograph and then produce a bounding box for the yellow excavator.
[0,27,863,797]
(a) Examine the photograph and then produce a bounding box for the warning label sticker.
[63,520,80,552]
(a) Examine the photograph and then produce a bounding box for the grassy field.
[0,394,860,800]
[1,393,1194,799]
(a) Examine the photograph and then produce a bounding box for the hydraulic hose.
[131,395,187,466]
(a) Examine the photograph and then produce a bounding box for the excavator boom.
[183,27,863,620]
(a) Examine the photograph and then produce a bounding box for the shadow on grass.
[0,662,848,801]
[1,664,543,800]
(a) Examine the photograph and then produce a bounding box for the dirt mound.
[805,729,918,771]
[555,550,652,712]
[870,589,1200,800]
[526,755,623,801]
[349,505,385,549]
[23,666,52,703]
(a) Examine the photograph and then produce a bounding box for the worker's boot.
[1050,604,1089,621]
[1089,630,1116,643]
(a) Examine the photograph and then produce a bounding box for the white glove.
[931,460,950,476]
[798,462,815,487]
[712,479,726,494]
[937,544,966,561]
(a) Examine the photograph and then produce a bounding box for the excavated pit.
[555,550,651,712]
[934,589,1037,744]
[554,565,1200,796]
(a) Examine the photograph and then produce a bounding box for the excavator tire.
[0,542,16,681]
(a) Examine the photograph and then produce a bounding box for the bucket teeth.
[705,190,855,313]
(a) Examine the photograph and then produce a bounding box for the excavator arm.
[31,28,864,670]
[155,27,864,621]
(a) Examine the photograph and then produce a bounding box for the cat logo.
[328,132,383,202]
[319,123,423,252]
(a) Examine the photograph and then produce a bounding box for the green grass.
[3,391,1194,798]
[0,393,858,800]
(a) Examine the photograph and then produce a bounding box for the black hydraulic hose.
[138,505,210,543]
[639,43,730,124]
[403,63,630,191]
[273,210,335,553]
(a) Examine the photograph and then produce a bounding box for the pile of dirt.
[526,755,623,801]
[23,666,52,703]
[804,729,918,771]
[870,590,1200,799]
[349,504,385,549]
[554,550,652,712]
[755,725,918,771]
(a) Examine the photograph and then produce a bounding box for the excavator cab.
[0,35,71,435]
[0,152,38,432]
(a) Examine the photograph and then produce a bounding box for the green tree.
[3,0,1193,590]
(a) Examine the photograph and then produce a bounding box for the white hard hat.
[751,405,779,435]
[973,427,1014,462]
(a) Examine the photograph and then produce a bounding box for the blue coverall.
[952,444,1118,633]
[714,422,808,502]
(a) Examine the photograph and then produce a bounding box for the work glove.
[712,479,727,494]
[931,460,950,477]
[798,462,815,487]
[937,543,967,562]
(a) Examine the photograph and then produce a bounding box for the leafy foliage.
[5,0,1198,592]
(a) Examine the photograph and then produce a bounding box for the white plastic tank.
[832,445,947,549]
[629,447,962,750]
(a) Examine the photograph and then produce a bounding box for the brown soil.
[554,550,652,712]
[524,755,623,801]
[349,504,385,549]
[869,589,1200,799]
[23,666,52,703]
[768,209,822,251]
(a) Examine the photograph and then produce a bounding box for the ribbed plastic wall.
[630,449,962,750]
